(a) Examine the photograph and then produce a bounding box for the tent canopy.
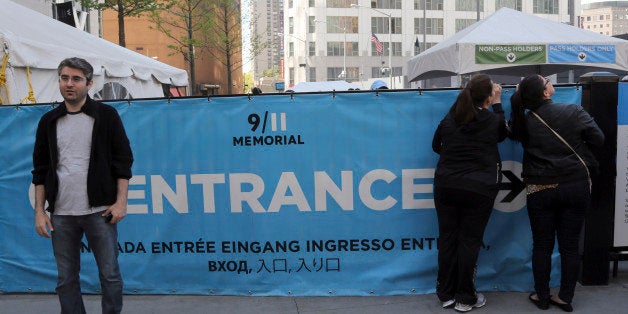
[407,8,628,82]
[288,81,360,92]
[0,0,188,104]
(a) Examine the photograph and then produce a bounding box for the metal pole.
[343,27,347,80]
[388,14,392,89]
[351,4,393,87]
[304,37,308,82]
[423,0,426,52]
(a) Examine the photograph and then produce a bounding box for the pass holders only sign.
[475,44,546,64]
[548,44,616,63]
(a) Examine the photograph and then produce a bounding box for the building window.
[289,42,294,56]
[392,42,402,56]
[326,42,358,57]
[288,0,293,8]
[414,0,444,10]
[345,67,360,82]
[455,0,483,12]
[533,0,558,14]
[371,17,402,34]
[327,67,345,80]
[326,0,354,8]
[371,0,402,10]
[346,42,359,56]
[327,42,344,56]
[309,42,316,56]
[289,17,294,34]
[372,67,385,78]
[326,16,358,33]
[414,42,436,54]
[308,16,316,33]
[371,42,401,56]
[309,67,316,82]
[495,0,522,11]
[455,19,476,32]
[309,0,315,7]
[370,67,398,79]
[414,18,444,35]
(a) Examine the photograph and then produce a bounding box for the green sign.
[475,45,546,64]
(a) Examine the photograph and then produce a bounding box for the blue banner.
[548,44,616,63]
[0,88,581,295]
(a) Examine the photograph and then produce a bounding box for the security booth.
[579,72,627,285]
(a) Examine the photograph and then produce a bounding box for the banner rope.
[20,66,37,104]
[0,53,10,105]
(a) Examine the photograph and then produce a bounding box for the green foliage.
[243,72,254,93]
[262,66,280,78]
[81,0,163,47]
[80,0,161,16]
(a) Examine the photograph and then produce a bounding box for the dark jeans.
[434,187,494,305]
[527,180,589,304]
[51,212,122,314]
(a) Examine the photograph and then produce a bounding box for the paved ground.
[1,262,626,314]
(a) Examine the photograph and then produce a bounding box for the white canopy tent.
[407,8,628,82]
[288,81,360,92]
[0,0,188,105]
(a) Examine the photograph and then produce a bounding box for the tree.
[262,66,281,78]
[81,0,161,47]
[149,0,214,95]
[200,0,242,94]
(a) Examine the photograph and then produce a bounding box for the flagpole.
[387,14,392,89]
[352,4,394,88]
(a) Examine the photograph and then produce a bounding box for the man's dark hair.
[57,57,94,81]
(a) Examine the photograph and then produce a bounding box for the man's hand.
[35,210,53,238]
[102,201,127,224]
[102,178,129,224]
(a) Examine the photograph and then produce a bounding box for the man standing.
[32,57,133,314]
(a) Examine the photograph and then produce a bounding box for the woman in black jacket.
[510,75,604,312]
[432,74,507,312]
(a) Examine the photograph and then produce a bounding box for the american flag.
[370,33,383,55]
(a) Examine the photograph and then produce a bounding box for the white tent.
[0,0,188,105]
[288,81,360,93]
[407,8,628,82]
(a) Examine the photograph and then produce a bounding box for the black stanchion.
[578,72,619,285]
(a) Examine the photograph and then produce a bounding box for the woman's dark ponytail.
[509,75,546,143]
[449,74,493,125]
[509,90,527,142]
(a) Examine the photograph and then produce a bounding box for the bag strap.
[530,110,592,190]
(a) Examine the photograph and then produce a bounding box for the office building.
[581,1,628,36]
[282,0,576,89]
[251,0,285,87]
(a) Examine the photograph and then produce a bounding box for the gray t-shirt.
[55,112,108,215]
